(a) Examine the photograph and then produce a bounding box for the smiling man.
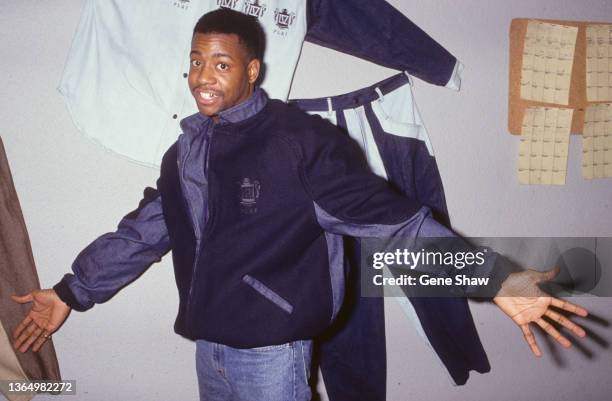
[188,20,261,121]
[12,8,588,401]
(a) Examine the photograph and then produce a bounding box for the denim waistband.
[288,72,412,112]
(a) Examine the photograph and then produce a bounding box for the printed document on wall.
[520,21,578,105]
[519,107,573,185]
[586,24,612,102]
[583,103,612,179]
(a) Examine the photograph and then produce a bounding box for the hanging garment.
[290,73,490,399]
[0,138,62,400]
[58,0,462,166]
[0,322,32,401]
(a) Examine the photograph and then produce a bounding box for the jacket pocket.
[242,274,294,314]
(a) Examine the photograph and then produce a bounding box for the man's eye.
[218,63,229,71]
[191,60,201,67]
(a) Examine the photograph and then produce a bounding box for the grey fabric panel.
[0,321,33,401]
[323,231,345,322]
[0,137,61,381]
[313,200,429,238]
[242,275,294,314]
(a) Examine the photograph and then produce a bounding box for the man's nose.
[196,65,217,85]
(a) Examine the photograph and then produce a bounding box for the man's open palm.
[12,289,71,353]
[494,268,588,357]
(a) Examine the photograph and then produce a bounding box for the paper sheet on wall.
[583,103,612,179]
[519,107,573,185]
[586,24,612,102]
[520,21,578,105]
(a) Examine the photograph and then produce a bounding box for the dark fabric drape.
[0,137,61,382]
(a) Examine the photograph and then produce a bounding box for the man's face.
[188,32,260,121]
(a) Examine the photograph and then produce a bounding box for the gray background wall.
[1,0,611,400]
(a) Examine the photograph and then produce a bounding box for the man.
[12,9,588,401]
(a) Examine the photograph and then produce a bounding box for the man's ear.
[247,59,261,84]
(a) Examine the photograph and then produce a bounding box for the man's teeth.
[200,92,217,99]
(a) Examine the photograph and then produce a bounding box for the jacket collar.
[218,88,267,124]
[180,88,267,134]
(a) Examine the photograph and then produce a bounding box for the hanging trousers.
[290,72,489,401]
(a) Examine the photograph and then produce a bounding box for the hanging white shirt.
[59,0,462,166]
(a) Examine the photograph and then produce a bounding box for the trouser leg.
[318,238,386,401]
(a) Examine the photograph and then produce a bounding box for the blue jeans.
[195,339,312,401]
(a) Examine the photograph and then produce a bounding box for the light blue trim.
[323,231,345,322]
[242,274,294,314]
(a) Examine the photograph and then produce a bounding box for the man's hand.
[493,267,588,357]
[11,289,71,353]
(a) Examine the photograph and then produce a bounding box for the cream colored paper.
[586,24,612,102]
[0,322,33,401]
[519,107,573,185]
[583,103,612,179]
[520,20,578,105]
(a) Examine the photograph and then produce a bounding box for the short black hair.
[193,8,265,61]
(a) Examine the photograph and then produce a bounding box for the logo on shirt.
[217,0,238,9]
[274,8,296,30]
[243,0,267,19]
[239,178,261,215]
[173,0,190,10]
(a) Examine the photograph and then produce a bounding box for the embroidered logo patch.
[239,178,261,215]
[274,8,296,30]
[217,0,238,9]
[243,0,267,19]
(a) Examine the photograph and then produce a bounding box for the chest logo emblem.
[243,0,267,19]
[239,178,261,215]
[217,0,238,9]
[274,8,296,30]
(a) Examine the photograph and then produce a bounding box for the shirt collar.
[180,88,267,134]
[217,87,267,124]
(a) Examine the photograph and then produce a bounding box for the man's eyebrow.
[189,50,234,60]
[210,52,234,60]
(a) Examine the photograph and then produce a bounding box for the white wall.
[1,1,611,400]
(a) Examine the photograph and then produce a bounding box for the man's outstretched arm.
[12,186,170,352]
[296,115,589,356]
